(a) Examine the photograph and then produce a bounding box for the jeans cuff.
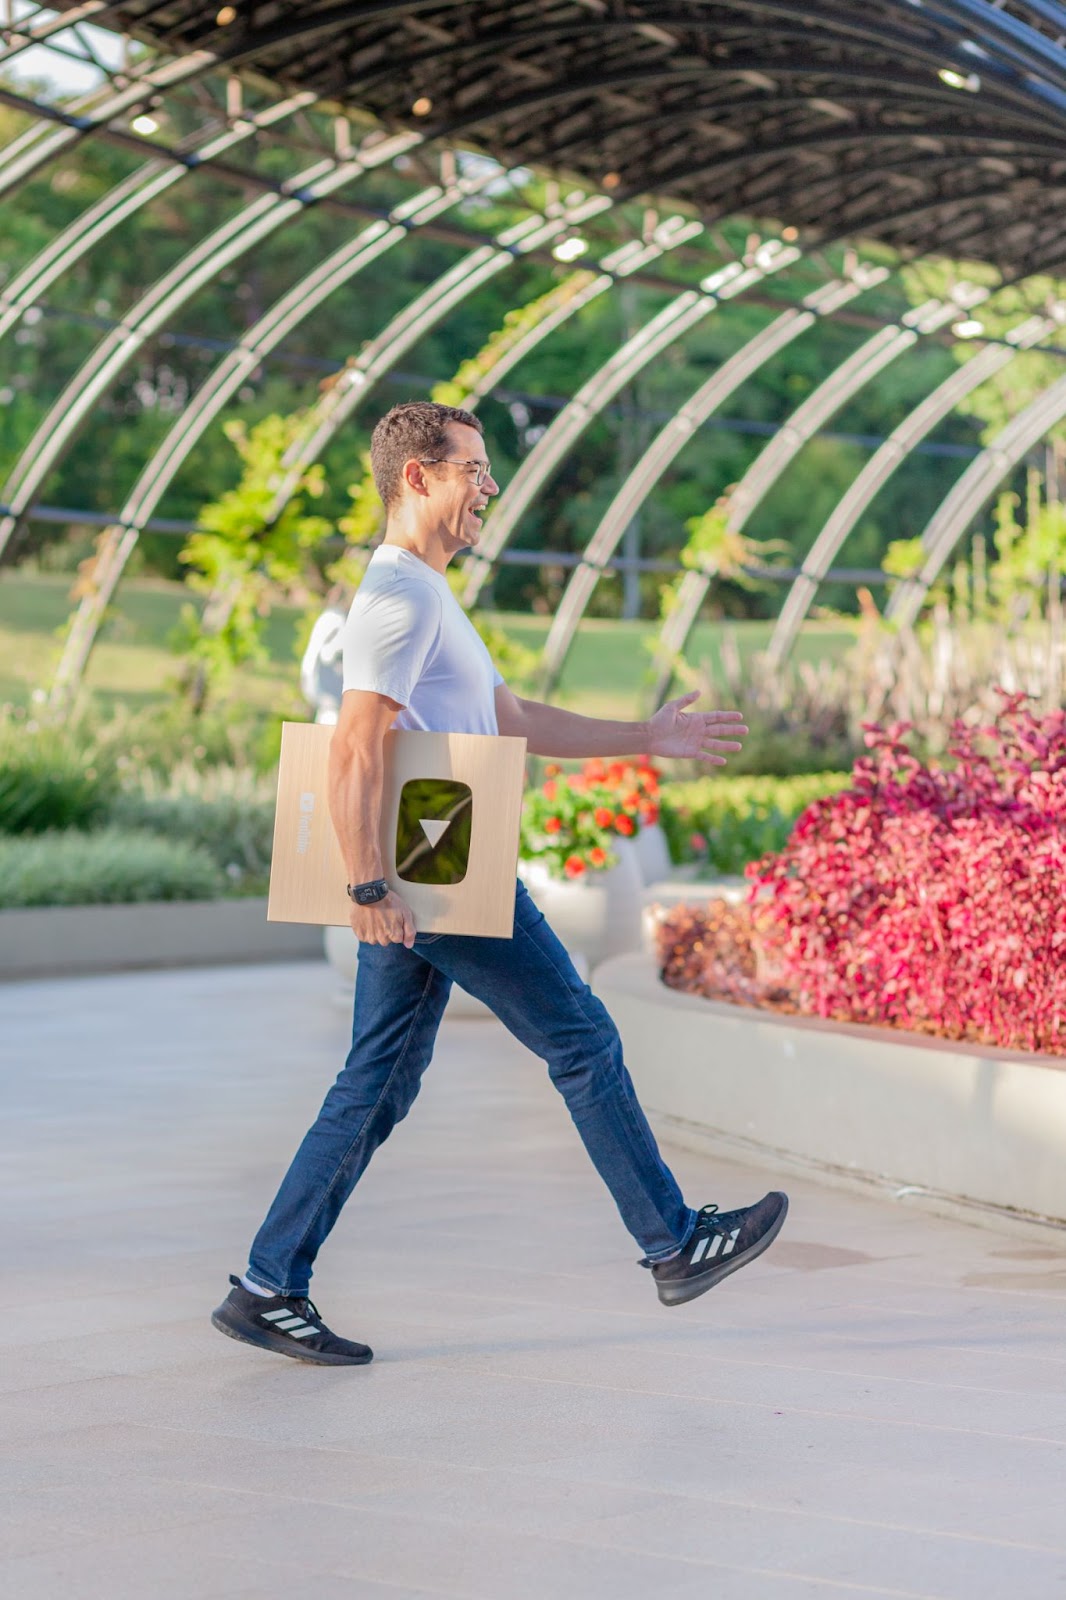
[639,1208,698,1266]
[243,1269,284,1296]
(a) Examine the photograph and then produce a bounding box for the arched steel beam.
[204,1,470,68]
[47,185,651,702]
[0,125,423,562]
[0,49,221,199]
[714,0,1066,93]
[260,193,627,524]
[923,0,1066,93]
[619,122,1066,210]
[0,2,107,52]
[351,45,1048,144]
[47,176,484,709]
[766,312,1062,666]
[0,0,437,197]
[886,370,1066,630]
[537,265,891,695]
[0,90,319,348]
[649,286,991,705]
[459,241,803,611]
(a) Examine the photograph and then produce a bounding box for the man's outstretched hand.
[645,691,748,765]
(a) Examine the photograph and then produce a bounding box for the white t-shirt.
[341,544,503,735]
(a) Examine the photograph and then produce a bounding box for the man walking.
[212,401,787,1366]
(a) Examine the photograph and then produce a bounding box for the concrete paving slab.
[3,961,1066,1599]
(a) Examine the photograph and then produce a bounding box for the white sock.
[240,1274,274,1298]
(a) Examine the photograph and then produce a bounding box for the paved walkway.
[4,960,1066,1600]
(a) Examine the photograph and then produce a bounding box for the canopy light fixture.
[412,97,433,116]
[130,114,159,136]
[216,6,237,24]
[938,67,981,92]
[952,318,985,338]
[552,236,590,262]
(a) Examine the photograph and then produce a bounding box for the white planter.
[0,898,322,981]
[593,952,1066,1231]
[629,821,673,885]
[521,843,644,970]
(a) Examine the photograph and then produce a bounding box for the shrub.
[108,764,276,891]
[659,772,851,875]
[0,718,117,834]
[0,828,223,908]
[746,696,1066,1056]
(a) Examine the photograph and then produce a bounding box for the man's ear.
[401,457,431,497]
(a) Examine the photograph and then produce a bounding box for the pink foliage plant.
[746,694,1066,1056]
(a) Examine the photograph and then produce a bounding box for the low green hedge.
[0,828,223,908]
[108,790,275,891]
[659,771,852,876]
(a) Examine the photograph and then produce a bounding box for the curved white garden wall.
[593,953,1066,1228]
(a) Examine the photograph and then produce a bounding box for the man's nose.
[484,472,500,497]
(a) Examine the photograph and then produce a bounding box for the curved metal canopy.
[51,0,1066,278]
[7,0,1066,712]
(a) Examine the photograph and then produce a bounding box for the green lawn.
[0,570,857,722]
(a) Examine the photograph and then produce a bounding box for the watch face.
[395,778,473,886]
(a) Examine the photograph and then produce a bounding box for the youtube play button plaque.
[395,778,473,885]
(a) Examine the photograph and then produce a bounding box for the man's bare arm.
[494,683,747,765]
[328,689,416,947]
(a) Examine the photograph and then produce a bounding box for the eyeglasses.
[420,457,492,486]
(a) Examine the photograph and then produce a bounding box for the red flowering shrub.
[745,696,1066,1056]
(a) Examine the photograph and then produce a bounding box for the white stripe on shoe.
[287,1324,320,1339]
[691,1236,709,1264]
[261,1308,295,1322]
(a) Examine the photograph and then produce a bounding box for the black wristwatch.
[346,878,390,907]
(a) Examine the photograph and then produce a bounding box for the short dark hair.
[369,400,483,509]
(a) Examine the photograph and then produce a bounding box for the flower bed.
[656,698,1066,1059]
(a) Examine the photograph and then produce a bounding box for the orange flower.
[584,758,607,782]
[545,763,562,777]
[544,816,562,834]
[640,803,660,825]
[607,762,627,784]
[622,790,642,810]
[614,814,636,836]
[564,855,586,878]
[543,780,558,801]
[593,806,615,828]
[589,846,607,867]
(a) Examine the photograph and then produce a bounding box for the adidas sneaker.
[211,1276,372,1366]
[648,1192,789,1306]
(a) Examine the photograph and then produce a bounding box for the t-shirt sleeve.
[341,578,442,705]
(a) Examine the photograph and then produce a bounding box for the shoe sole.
[656,1197,789,1307]
[210,1307,372,1366]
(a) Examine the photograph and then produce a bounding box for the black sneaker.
[647,1192,789,1307]
[211,1276,373,1366]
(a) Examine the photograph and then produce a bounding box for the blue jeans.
[247,880,695,1296]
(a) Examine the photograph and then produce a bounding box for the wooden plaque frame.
[267,723,527,937]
